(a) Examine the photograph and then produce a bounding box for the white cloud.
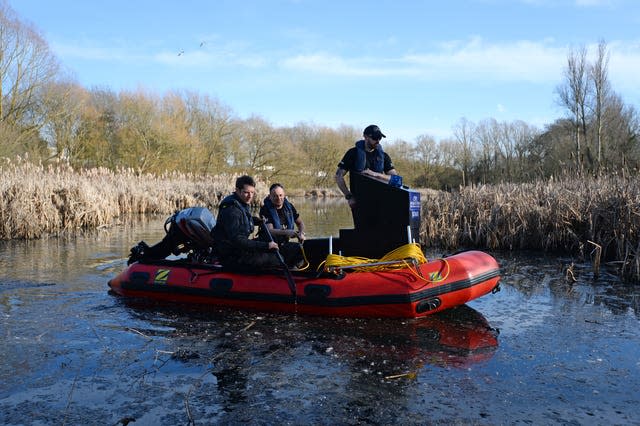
[52,41,134,62]
[607,40,640,93]
[280,37,640,93]
[154,49,266,68]
[519,0,616,6]
[280,53,418,77]
[574,0,615,6]
[52,38,268,69]
[281,38,567,83]
[402,38,566,83]
[52,34,640,93]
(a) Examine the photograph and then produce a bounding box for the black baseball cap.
[363,124,386,139]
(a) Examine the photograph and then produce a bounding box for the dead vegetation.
[0,157,265,239]
[2,159,639,281]
[420,176,640,282]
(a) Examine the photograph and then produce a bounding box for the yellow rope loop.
[379,243,427,264]
[321,243,450,284]
[324,243,424,272]
[325,253,376,271]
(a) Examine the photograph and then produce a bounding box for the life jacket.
[263,197,295,230]
[354,139,384,173]
[217,193,254,236]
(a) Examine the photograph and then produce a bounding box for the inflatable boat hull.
[108,250,501,318]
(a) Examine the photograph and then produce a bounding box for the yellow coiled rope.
[318,243,450,283]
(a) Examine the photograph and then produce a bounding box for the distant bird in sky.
[199,41,206,47]
[178,49,184,56]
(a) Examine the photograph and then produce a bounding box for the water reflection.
[116,301,498,419]
[0,217,162,285]
[1,199,640,424]
[276,196,354,237]
[496,250,640,318]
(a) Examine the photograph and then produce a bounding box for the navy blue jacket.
[212,193,269,257]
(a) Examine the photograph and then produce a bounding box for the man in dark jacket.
[335,124,399,210]
[258,183,306,244]
[212,175,295,271]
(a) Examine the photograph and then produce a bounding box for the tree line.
[1,3,639,191]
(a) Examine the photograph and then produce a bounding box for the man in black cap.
[335,124,398,209]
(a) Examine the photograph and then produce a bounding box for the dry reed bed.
[2,159,639,281]
[0,158,266,240]
[420,177,640,281]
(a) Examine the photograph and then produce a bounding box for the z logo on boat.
[429,271,444,282]
[154,269,170,285]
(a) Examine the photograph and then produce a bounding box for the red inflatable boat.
[108,250,501,318]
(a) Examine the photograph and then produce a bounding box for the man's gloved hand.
[127,241,150,265]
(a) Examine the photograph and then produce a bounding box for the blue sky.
[9,0,640,142]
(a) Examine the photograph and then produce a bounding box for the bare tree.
[0,2,59,145]
[115,90,172,173]
[183,91,236,175]
[84,87,120,168]
[39,80,91,164]
[235,115,281,178]
[287,122,357,188]
[452,117,476,186]
[602,93,640,171]
[437,137,465,189]
[385,139,415,182]
[510,120,539,181]
[590,40,610,172]
[474,119,499,184]
[556,46,590,173]
[413,133,438,184]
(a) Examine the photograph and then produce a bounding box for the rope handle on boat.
[296,244,311,271]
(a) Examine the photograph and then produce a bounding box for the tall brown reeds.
[420,176,640,282]
[0,157,267,240]
[3,158,639,282]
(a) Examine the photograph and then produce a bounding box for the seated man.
[212,175,301,271]
[258,183,306,244]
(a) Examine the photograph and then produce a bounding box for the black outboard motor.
[127,207,216,264]
[173,207,216,249]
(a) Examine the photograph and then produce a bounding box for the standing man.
[335,124,398,209]
[213,175,289,271]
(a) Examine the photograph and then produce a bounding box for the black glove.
[127,241,150,265]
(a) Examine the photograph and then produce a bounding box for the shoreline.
[2,159,638,282]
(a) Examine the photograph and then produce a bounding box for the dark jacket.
[258,197,297,244]
[354,139,384,173]
[212,193,269,258]
[337,141,393,174]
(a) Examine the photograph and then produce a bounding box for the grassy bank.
[2,159,639,281]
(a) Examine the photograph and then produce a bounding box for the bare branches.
[556,46,589,172]
[590,40,611,172]
[0,2,59,125]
